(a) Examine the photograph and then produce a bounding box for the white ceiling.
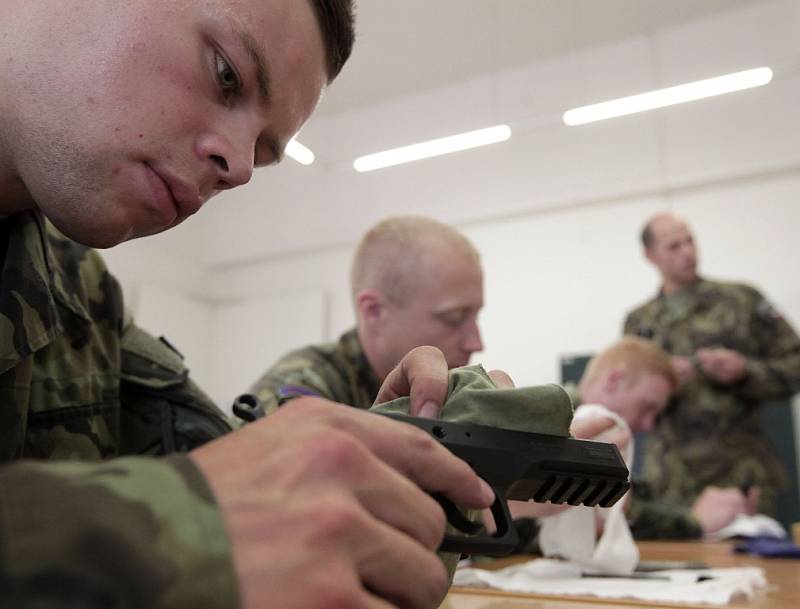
[317,0,758,117]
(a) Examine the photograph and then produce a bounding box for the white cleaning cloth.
[537,404,639,575]
[453,559,766,606]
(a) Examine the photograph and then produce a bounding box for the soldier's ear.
[605,369,626,394]
[355,289,387,329]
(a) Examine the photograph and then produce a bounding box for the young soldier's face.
[380,250,484,371]
[612,372,671,433]
[4,0,326,247]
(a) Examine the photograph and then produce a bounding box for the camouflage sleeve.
[622,312,636,335]
[622,309,644,338]
[0,455,239,609]
[626,480,702,540]
[735,291,800,401]
[250,350,338,416]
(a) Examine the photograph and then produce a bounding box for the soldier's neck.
[661,277,697,296]
[0,150,36,217]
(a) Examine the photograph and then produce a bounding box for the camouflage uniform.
[624,277,800,514]
[250,328,381,415]
[0,211,239,608]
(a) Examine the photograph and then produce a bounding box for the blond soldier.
[576,338,759,538]
[506,338,760,551]
[250,216,485,415]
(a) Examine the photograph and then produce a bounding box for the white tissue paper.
[453,404,771,606]
[452,560,767,606]
[537,404,639,575]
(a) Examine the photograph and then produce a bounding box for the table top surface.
[439,541,800,609]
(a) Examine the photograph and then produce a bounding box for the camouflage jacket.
[624,277,800,512]
[250,328,381,415]
[0,211,238,608]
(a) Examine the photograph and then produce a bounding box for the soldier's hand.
[570,414,632,456]
[189,398,495,609]
[671,356,697,386]
[696,348,747,384]
[374,346,449,418]
[691,486,751,534]
[374,345,515,418]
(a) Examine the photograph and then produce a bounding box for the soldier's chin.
[43,214,133,249]
[61,214,185,248]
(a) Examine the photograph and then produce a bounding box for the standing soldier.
[624,212,800,514]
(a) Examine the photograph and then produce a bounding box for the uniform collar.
[658,276,705,299]
[0,210,90,374]
[340,328,382,403]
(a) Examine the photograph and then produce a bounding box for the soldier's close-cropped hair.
[309,0,356,82]
[350,216,480,307]
[582,337,679,391]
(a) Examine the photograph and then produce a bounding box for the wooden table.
[439,541,800,609]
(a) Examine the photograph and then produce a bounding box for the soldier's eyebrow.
[232,24,272,108]
[230,23,284,164]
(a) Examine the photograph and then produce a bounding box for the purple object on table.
[734,536,800,558]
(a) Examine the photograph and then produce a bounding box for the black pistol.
[232,395,630,558]
[379,413,630,558]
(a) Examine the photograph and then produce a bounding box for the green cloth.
[372,364,574,576]
[372,364,573,436]
[624,277,800,514]
[0,210,238,608]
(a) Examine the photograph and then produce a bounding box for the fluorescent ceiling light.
[563,67,773,126]
[285,138,315,165]
[354,125,512,172]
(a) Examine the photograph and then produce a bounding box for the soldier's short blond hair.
[581,337,678,391]
[350,216,480,306]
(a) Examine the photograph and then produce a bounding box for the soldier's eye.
[215,52,241,99]
[437,310,469,328]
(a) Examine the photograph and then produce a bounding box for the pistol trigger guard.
[489,487,514,539]
[438,487,519,558]
[433,493,483,534]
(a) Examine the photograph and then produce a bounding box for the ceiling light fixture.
[563,67,773,126]
[353,125,512,172]
[285,138,315,165]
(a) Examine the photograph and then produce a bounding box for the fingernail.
[479,479,496,504]
[418,401,439,419]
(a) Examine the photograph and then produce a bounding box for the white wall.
[194,171,800,393]
[205,291,327,409]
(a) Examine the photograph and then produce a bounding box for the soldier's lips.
[143,163,203,221]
